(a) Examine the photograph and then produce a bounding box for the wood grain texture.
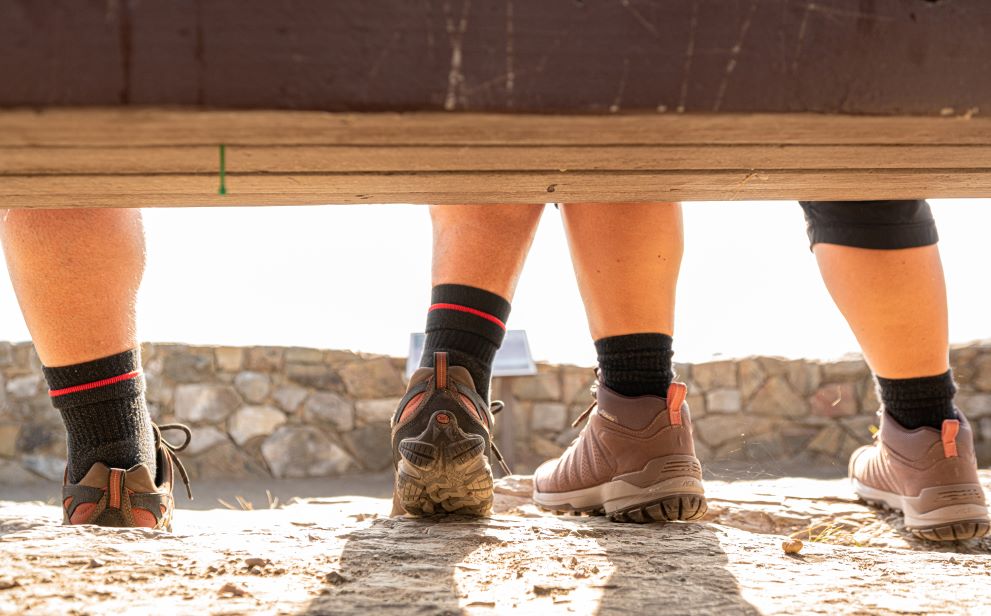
[4,110,991,146]
[6,145,991,175]
[2,0,990,115]
[2,110,989,206]
[4,171,991,208]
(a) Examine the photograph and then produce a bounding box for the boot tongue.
[408,367,435,387]
[124,463,158,493]
[596,384,665,431]
[75,462,111,488]
[446,366,477,391]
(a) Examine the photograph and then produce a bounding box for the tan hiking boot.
[391,352,509,517]
[61,423,192,531]
[533,382,707,523]
[850,410,989,541]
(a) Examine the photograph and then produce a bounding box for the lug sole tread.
[537,493,708,524]
[859,497,991,541]
[395,412,494,517]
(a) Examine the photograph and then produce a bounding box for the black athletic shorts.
[799,200,939,250]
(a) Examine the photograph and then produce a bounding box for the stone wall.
[2,341,991,484]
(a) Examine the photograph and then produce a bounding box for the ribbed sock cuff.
[44,348,145,409]
[43,348,154,483]
[425,284,511,348]
[421,284,510,400]
[594,333,675,398]
[877,369,957,430]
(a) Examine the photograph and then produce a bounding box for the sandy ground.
[1,472,990,615]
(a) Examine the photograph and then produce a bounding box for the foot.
[533,382,707,523]
[62,424,192,531]
[391,351,504,516]
[850,409,989,541]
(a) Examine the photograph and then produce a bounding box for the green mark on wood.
[218,144,227,195]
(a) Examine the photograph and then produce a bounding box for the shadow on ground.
[1,471,990,614]
[0,471,394,510]
[304,514,758,615]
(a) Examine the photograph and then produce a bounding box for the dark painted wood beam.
[3,2,990,206]
[2,0,990,115]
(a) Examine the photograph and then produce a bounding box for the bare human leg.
[1,209,186,530]
[803,200,988,541]
[533,202,706,524]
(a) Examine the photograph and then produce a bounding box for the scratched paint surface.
[1,0,989,114]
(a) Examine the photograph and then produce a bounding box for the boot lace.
[154,423,193,500]
[488,400,513,476]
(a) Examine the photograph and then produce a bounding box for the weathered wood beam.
[4,1,990,206]
[2,0,990,115]
[2,110,989,206]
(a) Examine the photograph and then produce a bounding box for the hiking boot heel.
[850,411,990,541]
[396,410,494,516]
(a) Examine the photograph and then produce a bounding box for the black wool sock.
[44,348,156,484]
[421,284,511,401]
[876,370,957,430]
[595,333,675,398]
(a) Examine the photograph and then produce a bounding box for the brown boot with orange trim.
[390,351,510,516]
[533,381,707,523]
[850,409,989,541]
[62,424,192,531]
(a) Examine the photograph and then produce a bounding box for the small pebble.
[217,582,249,598]
[782,539,804,555]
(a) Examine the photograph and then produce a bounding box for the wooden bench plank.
[3,169,989,208]
[3,110,990,146]
[2,110,989,205]
[5,144,991,175]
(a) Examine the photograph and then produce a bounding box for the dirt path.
[2,474,990,615]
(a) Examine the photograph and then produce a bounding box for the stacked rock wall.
[2,341,990,483]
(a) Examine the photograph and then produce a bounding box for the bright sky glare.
[0,200,987,367]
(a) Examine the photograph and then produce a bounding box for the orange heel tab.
[941,419,960,458]
[667,382,687,426]
[108,468,126,509]
[434,352,448,389]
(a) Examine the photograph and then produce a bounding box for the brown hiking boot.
[391,352,509,516]
[61,424,192,531]
[533,382,707,523]
[850,410,989,541]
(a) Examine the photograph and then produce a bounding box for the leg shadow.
[593,520,760,615]
[298,508,759,615]
[300,514,495,615]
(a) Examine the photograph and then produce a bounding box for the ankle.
[876,370,957,430]
[44,348,156,483]
[421,284,510,401]
[594,333,674,398]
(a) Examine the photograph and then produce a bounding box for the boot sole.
[395,410,494,516]
[853,479,991,541]
[533,475,707,524]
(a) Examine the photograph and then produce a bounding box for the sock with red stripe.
[421,284,511,401]
[43,348,155,484]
